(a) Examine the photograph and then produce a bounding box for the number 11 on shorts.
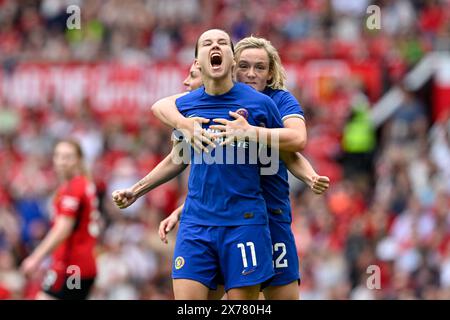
[237,242,257,268]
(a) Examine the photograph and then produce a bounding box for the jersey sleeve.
[175,94,188,114]
[57,180,84,218]
[264,97,283,129]
[278,91,305,122]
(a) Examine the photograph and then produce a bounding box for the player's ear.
[194,59,201,71]
[267,71,273,84]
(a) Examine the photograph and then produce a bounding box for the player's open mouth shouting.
[210,50,223,71]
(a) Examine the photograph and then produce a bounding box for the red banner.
[0,63,187,112]
[0,61,382,112]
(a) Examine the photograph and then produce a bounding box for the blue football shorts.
[266,219,300,286]
[172,222,275,291]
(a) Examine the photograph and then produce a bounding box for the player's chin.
[208,65,226,76]
[208,68,221,76]
[55,168,69,178]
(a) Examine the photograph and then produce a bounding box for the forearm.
[151,98,186,129]
[281,151,318,187]
[131,154,187,198]
[253,127,305,152]
[31,220,73,261]
[173,203,184,219]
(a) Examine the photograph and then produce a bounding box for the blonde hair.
[234,36,287,90]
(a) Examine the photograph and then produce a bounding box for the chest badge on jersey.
[174,256,185,270]
[236,108,249,120]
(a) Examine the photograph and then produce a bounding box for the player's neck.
[203,77,234,96]
[60,169,81,182]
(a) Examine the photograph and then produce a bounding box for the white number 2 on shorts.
[273,242,288,268]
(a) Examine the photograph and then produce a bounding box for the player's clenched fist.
[310,176,330,194]
[112,189,137,209]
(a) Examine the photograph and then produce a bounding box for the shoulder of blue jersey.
[271,89,305,122]
[175,87,204,110]
[176,86,203,102]
[237,83,277,105]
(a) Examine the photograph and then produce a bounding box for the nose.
[247,67,256,78]
[183,76,190,89]
[211,42,220,51]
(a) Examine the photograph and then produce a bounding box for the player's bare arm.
[151,94,215,153]
[151,93,189,127]
[156,151,329,243]
[281,151,330,194]
[112,142,188,209]
[211,111,306,152]
[278,113,330,194]
[159,204,184,243]
[21,215,76,276]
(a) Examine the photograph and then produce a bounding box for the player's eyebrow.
[239,59,267,66]
[238,59,251,65]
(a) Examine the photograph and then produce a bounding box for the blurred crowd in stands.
[0,0,449,299]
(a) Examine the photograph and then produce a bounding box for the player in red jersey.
[21,139,100,300]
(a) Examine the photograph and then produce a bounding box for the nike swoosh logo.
[241,269,256,276]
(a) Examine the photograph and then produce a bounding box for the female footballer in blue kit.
[113,32,330,299]
[115,29,286,300]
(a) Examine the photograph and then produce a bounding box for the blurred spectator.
[341,102,376,179]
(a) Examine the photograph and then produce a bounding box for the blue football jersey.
[176,82,283,226]
[261,87,305,223]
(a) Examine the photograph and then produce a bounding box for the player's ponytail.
[235,36,287,91]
